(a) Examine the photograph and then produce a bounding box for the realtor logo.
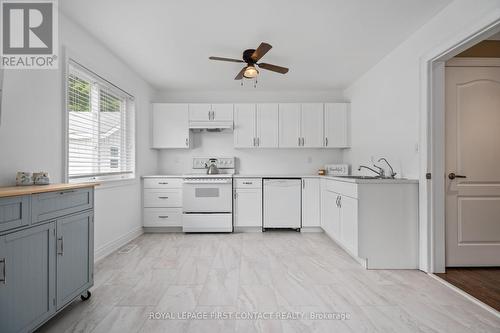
[1,0,58,69]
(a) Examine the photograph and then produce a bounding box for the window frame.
[64,57,136,184]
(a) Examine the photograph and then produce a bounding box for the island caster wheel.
[81,290,91,301]
[296,228,301,232]
[262,228,267,232]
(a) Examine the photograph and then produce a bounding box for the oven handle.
[183,180,232,184]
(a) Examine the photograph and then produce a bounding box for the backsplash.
[157,131,344,174]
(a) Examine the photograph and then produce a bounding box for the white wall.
[343,0,500,179]
[154,90,345,175]
[0,14,157,259]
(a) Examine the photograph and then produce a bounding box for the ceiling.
[61,0,451,92]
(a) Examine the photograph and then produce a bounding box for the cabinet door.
[234,189,262,227]
[321,190,341,240]
[234,104,256,148]
[340,195,358,255]
[256,103,279,148]
[0,222,56,333]
[188,103,212,121]
[301,103,324,147]
[278,103,301,147]
[152,104,190,148]
[302,178,320,227]
[56,211,93,309]
[324,103,349,148]
[211,104,234,121]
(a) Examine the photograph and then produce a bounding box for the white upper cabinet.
[188,104,212,121]
[189,104,233,122]
[324,103,350,148]
[301,103,324,148]
[234,104,256,148]
[152,103,190,149]
[278,103,301,147]
[256,103,279,148]
[211,104,234,121]
[234,103,278,148]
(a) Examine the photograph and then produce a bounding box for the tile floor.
[37,232,500,333]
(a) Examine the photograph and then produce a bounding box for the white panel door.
[152,103,189,148]
[301,103,324,148]
[211,104,234,121]
[339,195,358,256]
[445,65,500,266]
[188,104,211,121]
[234,188,262,227]
[234,104,256,148]
[256,103,279,148]
[302,178,320,227]
[324,103,349,148]
[278,103,301,147]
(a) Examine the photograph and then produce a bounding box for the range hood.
[189,120,233,131]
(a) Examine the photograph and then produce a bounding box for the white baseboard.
[94,226,143,263]
[300,227,323,233]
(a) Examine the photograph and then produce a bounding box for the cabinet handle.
[0,258,5,284]
[302,179,305,189]
[59,190,76,195]
[335,196,340,207]
[212,111,215,120]
[257,137,260,146]
[208,111,211,120]
[253,137,256,147]
[234,192,237,199]
[242,182,253,185]
[185,138,189,146]
[158,216,169,219]
[302,137,305,146]
[298,137,301,146]
[158,182,169,185]
[158,196,169,199]
[338,196,342,208]
[58,237,64,256]
[325,137,328,147]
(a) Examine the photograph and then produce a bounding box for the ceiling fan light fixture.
[243,65,259,78]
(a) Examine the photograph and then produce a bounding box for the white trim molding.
[94,226,143,263]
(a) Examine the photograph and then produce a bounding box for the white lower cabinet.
[302,178,320,227]
[233,178,262,228]
[143,178,183,227]
[320,179,418,269]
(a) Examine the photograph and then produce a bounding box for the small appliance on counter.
[325,164,350,176]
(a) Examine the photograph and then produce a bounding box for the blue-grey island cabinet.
[0,183,98,333]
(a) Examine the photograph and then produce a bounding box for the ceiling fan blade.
[234,66,247,80]
[257,63,289,74]
[209,56,244,63]
[251,43,272,62]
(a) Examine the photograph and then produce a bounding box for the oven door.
[183,180,232,213]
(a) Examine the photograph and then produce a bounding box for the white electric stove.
[182,157,235,232]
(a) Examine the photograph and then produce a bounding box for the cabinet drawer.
[144,189,182,207]
[234,178,262,189]
[144,178,183,189]
[326,180,358,199]
[32,188,93,223]
[143,208,182,227]
[0,196,31,233]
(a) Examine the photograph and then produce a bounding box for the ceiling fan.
[209,42,289,80]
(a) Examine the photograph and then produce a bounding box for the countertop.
[142,174,418,184]
[0,182,100,198]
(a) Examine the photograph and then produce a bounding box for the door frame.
[420,14,500,273]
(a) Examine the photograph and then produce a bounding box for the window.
[66,60,135,182]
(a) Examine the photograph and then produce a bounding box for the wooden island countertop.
[0,182,100,198]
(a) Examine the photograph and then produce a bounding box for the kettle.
[206,159,219,174]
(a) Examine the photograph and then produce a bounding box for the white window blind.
[66,60,135,182]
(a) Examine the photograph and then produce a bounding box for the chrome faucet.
[358,165,384,178]
[377,158,397,179]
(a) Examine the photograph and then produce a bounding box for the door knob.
[448,173,466,180]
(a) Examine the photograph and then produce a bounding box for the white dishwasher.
[263,178,301,230]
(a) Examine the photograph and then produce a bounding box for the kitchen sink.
[337,175,380,179]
